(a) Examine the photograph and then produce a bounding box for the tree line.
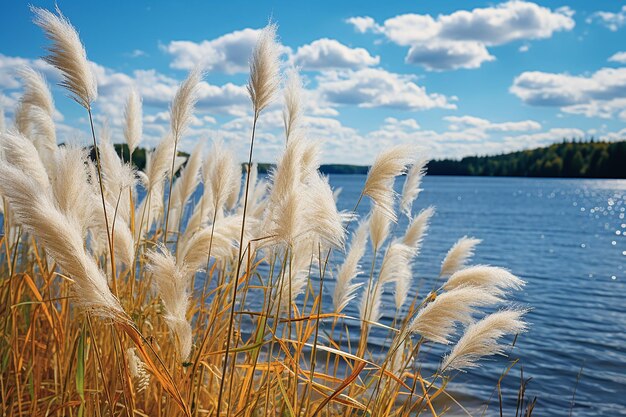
[108,139,626,179]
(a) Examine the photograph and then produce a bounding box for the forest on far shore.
[110,139,626,179]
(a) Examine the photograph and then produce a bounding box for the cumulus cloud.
[164,28,290,73]
[406,41,494,71]
[510,67,626,119]
[292,38,379,70]
[347,1,575,70]
[316,68,456,110]
[344,16,382,34]
[587,5,626,32]
[609,51,626,64]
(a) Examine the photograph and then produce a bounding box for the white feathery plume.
[13,103,30,136]
[181,192,215,243]
[0,163,125,320]
[51,145,96,237]
[333,220,368,313]
[177,215,243,270]
[379,241,413,285]
[307,173,345,249]
[146,247,193,360]
[17,66,55,117]
[400,156,428,218]
[283,67,303,140]
[135,135,174,238]
[377,241,413,309]
[170,67,202,144]
[266,133,306,201]
[359,282,383,326]
[126,348,150,392]
[0,130,50,190]
[203,141,241,216]
[264,187,306,247]
[246,178,269,221]
[299,139,322,183]
[440,236,482,278]
[31,6,97,109]
[402,206,435,250]
[262,136,309,246]
[225,163,242,211]
[99,134,136,224]
[110,216,135,268]
[248,22,281,115]
[124,88,142,154]
[442,309,528,371]
[408,287,501,344]
[168,142,203,233]
[369,205,391,253]
[394,270,412,311]
[26,106,57,166]
[443,265,525,295]
[363,144,415,222]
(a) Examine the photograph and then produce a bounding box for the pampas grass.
[248,23,281,115]
[440,235,482,278]
[0,163,125,319]
[363,144,415,222]
[408,287,501,344]
[0,7,534,417]
[124,88,142,154]
[333,220,368,313]
[32,6,97,109]
[400,156,428,218]
[442,309,528,370]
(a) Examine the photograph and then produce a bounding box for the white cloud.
[347,1,574,70]
[316,68,456,110]
[609,51,626,64]
[436,2,574,45]
[164,28,290,73]
[511,67,626,119]
[293,38,379,70]
[406,41,495,70]
[587,5,626,31]
[519,44,530,52]
[344,16,382,34]
[444,115,541,132]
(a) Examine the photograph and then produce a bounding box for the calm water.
[328,175,626,416]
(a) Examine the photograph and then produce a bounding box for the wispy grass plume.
[248,22,281,115]
[31,6,97,109]
[124,88,142,154]
[442,309,528,371]
[363,144,415,222]
[440,236,482,278]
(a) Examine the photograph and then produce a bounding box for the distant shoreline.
[258,139,626,179]
[109,139,626,180]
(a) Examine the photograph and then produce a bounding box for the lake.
[327,175,626,416]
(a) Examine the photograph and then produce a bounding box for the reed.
[0,7,534,417]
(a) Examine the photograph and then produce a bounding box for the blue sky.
[1,0,626,164]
